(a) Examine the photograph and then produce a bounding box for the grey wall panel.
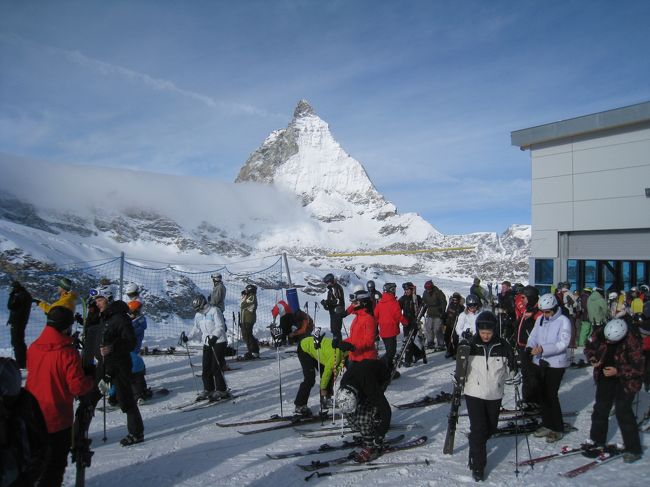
[567,229,650,260]
[573,165,650,200]
[532,151,573,179]
[573,197,649,231]
[532,175,573,205]
[573,139,650,173]
[532,201,573,231]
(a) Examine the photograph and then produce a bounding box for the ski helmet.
[352,284,364,294]
[336,385,358,414]
[475,310,497,331]
[94,286,113,302]
[244,284,257,294]
[608,291,618,301]
[640,284,649,294]
[58,277,72,291]
[272,300,291,318]
[0,357,21,397]
[451,292,462,300]
[522,285,539,307]
[465,294,481,308]
[513,283,524,294]
[538,293,558,311]
[402,282,414,291]
[125,283,139,295]
[46,306,74,331]
[323,273,335,284]
[192,295,208,312]
[211,273,222,281]
[128,300,142,314]
[603,319,628,342]
[424,280,433,290]
[366,280,376,291]
[383,282,397,294]
[473,277,481,285]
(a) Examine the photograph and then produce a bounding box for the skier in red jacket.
[373,283,408,372]
[333,289,378,363]
[25,306,94,487]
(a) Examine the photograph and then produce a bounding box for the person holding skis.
[336,357,392,463]
[33,277,78,314]
[321,273,346,341]
[6,280,32,368]
[420,279,447,350]
[25,306,95,486]
[463,311,517,482]
[239,284,260,359]
[583,318,644,463]
[293,334,347,416]
[444,292,465,358]
[183,294,229,401]
[454,294,482,341]
[398,282,423,367]
[514,285,541,412]
[527,293,572,443]
[373,282,408,374]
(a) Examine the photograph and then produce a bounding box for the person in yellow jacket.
[293,335,347,416]
[630,287,644,315]
[34,277,78,314]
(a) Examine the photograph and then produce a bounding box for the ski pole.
[101,356,107,443]
[313,301,319,326]
[209,338,228,391]
[179,333,202,394]
[276,332,284,418]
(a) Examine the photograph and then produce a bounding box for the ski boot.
[294,405,312,417]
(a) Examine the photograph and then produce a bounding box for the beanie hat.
[272,300,292,318]
[47,306,74,331]
[475,310,497,331]
[58,277,72,291]
[0,358,22,396]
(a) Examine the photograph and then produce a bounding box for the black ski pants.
[240,321,260,355]
[202,339,227,392]
[295,346,322,407]
[37,427,71,487]
[517,347,540,406]
[329,311,343,342]
[590,377,642,454]
[10,322,27,368]
[465,395,502,470]
[532,363,565,432]
[381,335,397,369]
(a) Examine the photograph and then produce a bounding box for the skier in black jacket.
[7,280,32,368]
[321,273,346,341]
[336,358,392,463]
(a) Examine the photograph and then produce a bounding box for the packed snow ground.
[10,333,646,487]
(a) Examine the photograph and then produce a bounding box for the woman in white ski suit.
[190,302,229,400]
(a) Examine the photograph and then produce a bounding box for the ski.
[442,342,470,455]
[295,422,422,438]
[216,414,299,427]
[497,411,578,423]
[559,446,625,478]
[393,391,452,410]
[168,397,210,411]
[236,413,333,435]
[517,443,621,466]
[267,434,406,459]
[180,393,244,412]
[234,355,274,361]
[141,346,196,356]
[304,459,431,481]
[297,435,428,471]
[475,420,578,439]
[71,402,95,487]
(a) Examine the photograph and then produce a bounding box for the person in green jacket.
[293,335,347,416]
[583,286,608,345]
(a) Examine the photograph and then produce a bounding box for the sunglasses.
[89,289,99,297]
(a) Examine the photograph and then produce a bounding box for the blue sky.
[1,0,649,234]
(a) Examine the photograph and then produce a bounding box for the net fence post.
[118,252,125,301]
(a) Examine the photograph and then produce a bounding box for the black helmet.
[475,310,497,331]
[466,294,481,308]
[323,273,335,284]
[351,290,372,310]
[366,280,376,291]
[192,295,207,312]
[513,283,524,294]
[402,282,414,290]
[522,285,539,307]
[245,284,257,294]
[383,282,397,294]
[47,306,74,331]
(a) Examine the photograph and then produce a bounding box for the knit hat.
[58,277,72,291]
[475,310,497,331]
[47,306,74,331]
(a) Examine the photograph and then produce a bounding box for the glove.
[32,298,41,305]
[269,325,282,339]
[98,378,111,396]
[320,395,332,410]
[313,328,323,349]
[74,313,84,325]
[179,331,189,344]
[338,341,355,353]
[461,329,472,341]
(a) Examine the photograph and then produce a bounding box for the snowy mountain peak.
[293,99,315,119]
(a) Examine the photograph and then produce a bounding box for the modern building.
[511,101,650,293]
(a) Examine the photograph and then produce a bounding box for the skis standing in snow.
[183,294,229,402]
[583,318,644,463]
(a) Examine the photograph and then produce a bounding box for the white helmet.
[352,284,364,294]
[604,319,628,342]
[608,292,618,300]
[538,293,557,311]
[336,386,358,414]
[125,283,139,295]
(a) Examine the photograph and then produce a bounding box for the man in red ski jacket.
[333,289,378,363]
[374,282,407,370]
[25,306,94,487]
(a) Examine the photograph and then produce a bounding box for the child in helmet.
[583,318,644,463]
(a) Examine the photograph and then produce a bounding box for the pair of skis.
[217,413,334,435]
[518,443,625,477]
[442,342,470,454]
[392,391,452,410]
[267,434,406,459]
[304,459,431,482]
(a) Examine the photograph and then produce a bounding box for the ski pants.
[590,377,642,454]
[329,311,343,342]
[517,347,540,406]
[424,317,445,348]
[240,321,260,355]
[402,324,417,364]
[465,395,502,470]
[38,427,71,487]
[10,322,27,368]
[202,339,227,392]
[578,320,592,347]
[532,363,565,432]
[295,347,321,407]
[381,335,397,369]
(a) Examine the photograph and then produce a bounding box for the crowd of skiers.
[3,273,649,485]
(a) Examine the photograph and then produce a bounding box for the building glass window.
[567,260,578,289]
[584,260,597,289]
[602,260,616,292]
[622,262,632,291]
[534,259,554,294]
[637,262,647,287]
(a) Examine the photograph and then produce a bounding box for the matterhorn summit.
[236,99,428,229]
